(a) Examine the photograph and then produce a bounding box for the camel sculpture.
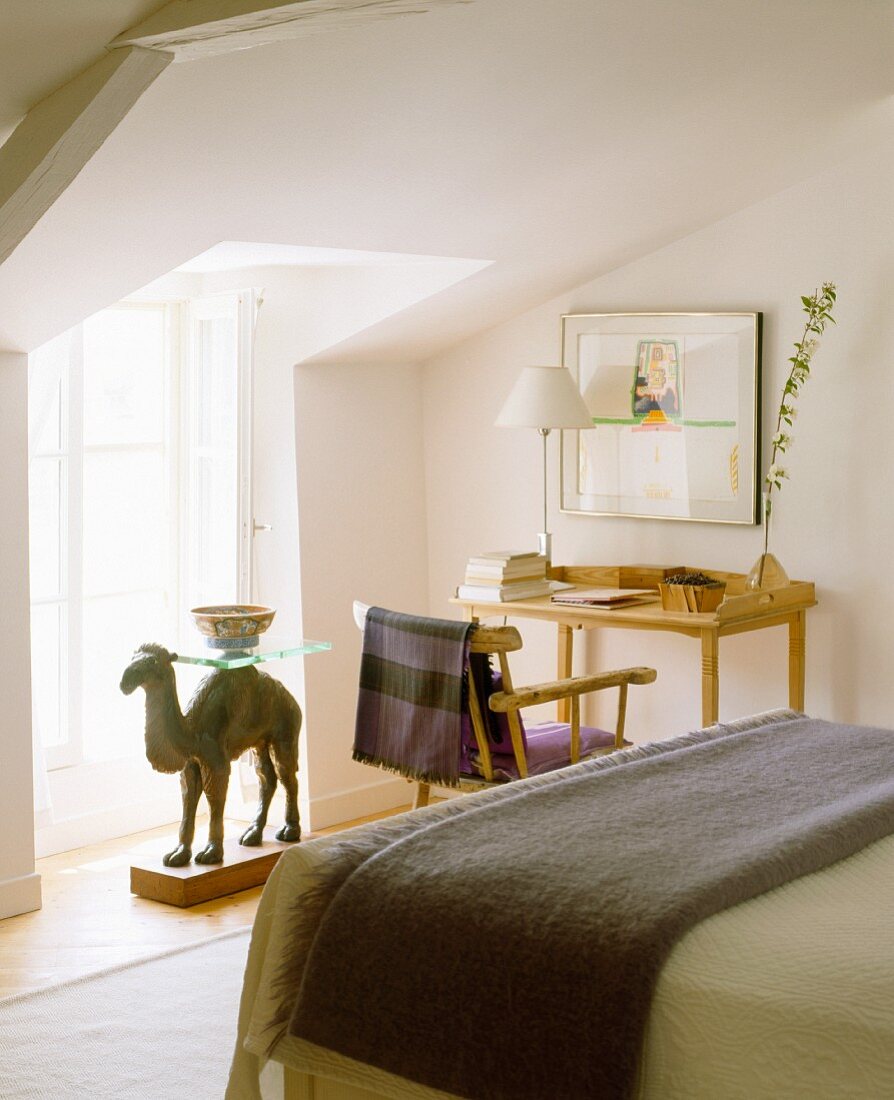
[120,643,302,866]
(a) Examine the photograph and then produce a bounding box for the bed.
[226,710,894,1100]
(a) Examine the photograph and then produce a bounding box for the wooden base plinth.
[130,829,310,907]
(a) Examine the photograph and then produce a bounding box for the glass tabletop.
[173,636,332,669]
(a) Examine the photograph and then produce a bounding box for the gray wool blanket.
[288,716,894,1100]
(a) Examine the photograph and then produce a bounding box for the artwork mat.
[560,311,761,525]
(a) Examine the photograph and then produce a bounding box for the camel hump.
[134,642,176,664]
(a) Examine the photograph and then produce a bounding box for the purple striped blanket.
[352,607,473,787]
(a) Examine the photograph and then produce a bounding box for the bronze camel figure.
[120,643,302,866]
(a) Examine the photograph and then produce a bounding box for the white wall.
[422,138,894,739]
[294,360,430,827]
[0,351,41,917]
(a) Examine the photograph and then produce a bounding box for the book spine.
[456,585,505,600]
[457,583,552,601]
[467,554,541,566]
[464,571,545,584]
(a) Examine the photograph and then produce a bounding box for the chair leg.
[570,695,581,764]
[413,782,431,809]
[615,682,629,749]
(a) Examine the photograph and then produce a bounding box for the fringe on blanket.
[350,747,462,789]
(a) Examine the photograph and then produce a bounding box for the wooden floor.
[0,808,409,1000]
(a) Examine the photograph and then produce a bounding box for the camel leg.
[271,740,301,843]
[239,746,277,846]
[195,765,230,864]
[163,760,202,867]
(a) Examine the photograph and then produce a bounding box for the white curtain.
[27,330,72,827]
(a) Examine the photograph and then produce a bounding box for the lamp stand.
[538,427,552,564]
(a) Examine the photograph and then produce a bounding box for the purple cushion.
[460,672,526,774]
[459,665,617,780]
[488,722,617,781]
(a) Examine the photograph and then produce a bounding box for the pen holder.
[658,580,726,614]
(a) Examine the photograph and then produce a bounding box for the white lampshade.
[495,366,593,429]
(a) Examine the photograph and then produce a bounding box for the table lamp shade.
[495,366,593,564]
[495,366,593,429]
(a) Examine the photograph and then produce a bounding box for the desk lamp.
[495,365,593,564]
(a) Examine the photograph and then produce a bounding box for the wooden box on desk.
[662,567,816,622]
[544,564,815,624]
[547,564,685,588]
[712,578,816,622]
[658,581,726,614]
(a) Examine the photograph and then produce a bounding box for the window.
[29,294,254,774]
[29,331,74,768]
[83,305,178,763]
[183,295,253,619]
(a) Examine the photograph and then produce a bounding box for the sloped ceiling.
[0,0,891,355]
[0,1,161,145]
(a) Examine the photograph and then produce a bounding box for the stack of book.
[457,550,553,602]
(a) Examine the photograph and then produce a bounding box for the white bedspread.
[227,710,894,1100]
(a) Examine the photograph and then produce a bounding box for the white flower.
[802,337,820,355]
[772,431,792,448]
[766,464,788,485]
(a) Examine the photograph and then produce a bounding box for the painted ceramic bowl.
[190,604,276,639]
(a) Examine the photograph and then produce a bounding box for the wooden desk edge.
[452,571,816,728]
[450,589,817,634]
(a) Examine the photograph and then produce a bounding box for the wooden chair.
[353,602,657,809]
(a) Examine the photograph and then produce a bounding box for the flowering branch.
[759,282,836,576]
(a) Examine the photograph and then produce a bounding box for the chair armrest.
[488,667,657,712]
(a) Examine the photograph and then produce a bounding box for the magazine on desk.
[550,587,659,608]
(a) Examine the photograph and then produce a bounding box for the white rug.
[0,927,250,1099]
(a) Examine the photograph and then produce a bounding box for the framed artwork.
[560,312,761,524]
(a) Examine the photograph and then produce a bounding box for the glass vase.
[745,493,789,591]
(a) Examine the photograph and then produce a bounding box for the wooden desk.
[451,565,816,727]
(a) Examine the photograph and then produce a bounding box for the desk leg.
[701,630,719,727]
[789,610,806,712]
[557,624,573,722]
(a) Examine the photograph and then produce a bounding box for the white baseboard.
[0,871,42,920]
[34,774,452,858]
[35,798,180,858]
[304,775,414,831]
